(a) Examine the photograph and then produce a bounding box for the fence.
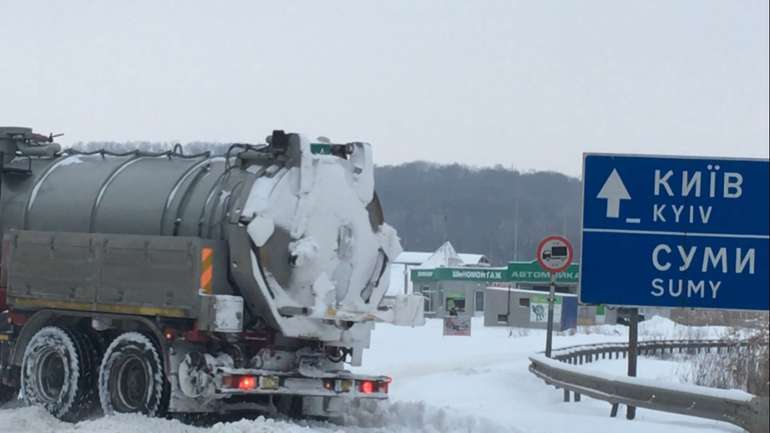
[529,339,769,433]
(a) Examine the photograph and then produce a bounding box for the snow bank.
[341,400,519,433]
[638,316,735,339]
[580,315,742,340]
[0,402,516,433]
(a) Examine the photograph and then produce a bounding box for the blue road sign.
[580,154,769,311]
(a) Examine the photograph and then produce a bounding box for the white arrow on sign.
[597,169,631,218]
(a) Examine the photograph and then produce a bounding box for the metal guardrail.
[529,339,769,433]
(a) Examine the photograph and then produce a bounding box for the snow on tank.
[240,135,424,346]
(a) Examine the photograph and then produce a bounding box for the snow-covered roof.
[486,286,577,297]
[387,242,491,295]
[393,243,489,267]
[393,251,433,265]
[414,242,464,269]
[458,253,489,266]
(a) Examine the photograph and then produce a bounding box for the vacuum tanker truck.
[0,127,424,421]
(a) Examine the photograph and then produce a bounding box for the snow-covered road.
[0,317,743,433]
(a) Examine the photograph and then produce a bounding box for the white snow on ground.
[581,315,737,340]
[0,316,745,433]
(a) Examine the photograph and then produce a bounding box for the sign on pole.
[411,267,508,283]
[536,235,574,273]
[412,262,580,285]
[536,235,573,358]
[530,294,562,323]
[507,261,579,285]
[581,154,769,310]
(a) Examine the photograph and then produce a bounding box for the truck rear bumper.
[213,367,390,399]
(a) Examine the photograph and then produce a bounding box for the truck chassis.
[0,230,391,421]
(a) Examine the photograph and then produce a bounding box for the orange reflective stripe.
[200,247,214,294]
[201,247,213,264]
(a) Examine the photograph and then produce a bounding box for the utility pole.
[513,194,519,261]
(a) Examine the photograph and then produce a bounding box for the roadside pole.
[545,272,556,358]
[626,307,639,420]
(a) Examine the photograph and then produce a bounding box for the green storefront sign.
[506,261,579,284]
[411,261,579,284]
[411,267,508,282]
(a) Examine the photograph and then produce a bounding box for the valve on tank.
[0,127,62,163]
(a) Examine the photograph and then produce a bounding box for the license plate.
[339,379,353,392]
[260,375,280,390]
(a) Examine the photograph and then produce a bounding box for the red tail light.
[238,375,257,390]
[359,380,375,394]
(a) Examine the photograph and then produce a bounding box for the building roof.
[393,251,433,265]
[458,253,489,265]
[486,286,577,297]
[393,242,489,266]
[414,242,464,269]
[387,241,491,295]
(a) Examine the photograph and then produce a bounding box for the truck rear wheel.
[98,332,168,416]
[21,326,97,421]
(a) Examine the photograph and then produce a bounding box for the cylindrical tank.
[0,128,403,344]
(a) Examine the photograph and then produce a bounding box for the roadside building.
[411,258,617,328]
[483,287,579,331]
[387,241,489,295]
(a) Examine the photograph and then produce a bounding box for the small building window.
[497,314,508,324]
[474,291,485,312]
[519,298,530,307]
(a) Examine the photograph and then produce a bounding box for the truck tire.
[98,332,168,416]
[21,326,98,421]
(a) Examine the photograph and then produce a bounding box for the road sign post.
[626,307,639,420]
[581,154,769,311]
[536,235,574,358]
[545,273,557,357]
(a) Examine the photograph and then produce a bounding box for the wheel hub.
[36,349,66,403]
[115,355,150,411]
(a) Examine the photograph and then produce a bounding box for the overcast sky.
[1,1,767,176]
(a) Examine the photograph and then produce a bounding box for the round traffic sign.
[536,235,573,273]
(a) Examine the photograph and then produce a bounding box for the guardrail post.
[574,392,581,402]
[563,389,570,402]
[610,403,619,417]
